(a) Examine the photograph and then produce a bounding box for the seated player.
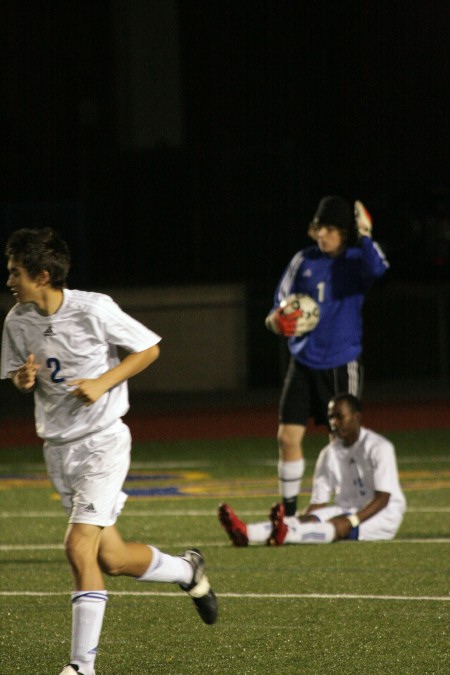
[218,394,406,545]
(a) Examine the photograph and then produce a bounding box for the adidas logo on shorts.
[83,503,97,513]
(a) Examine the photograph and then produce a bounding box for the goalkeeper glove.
[354,200,372,238]
[265,307,315,337]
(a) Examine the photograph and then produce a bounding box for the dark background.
[1,0,449,289]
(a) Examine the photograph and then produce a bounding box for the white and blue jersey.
[311,427,406,515]
[1,289,161,443]
[271,237,388,369]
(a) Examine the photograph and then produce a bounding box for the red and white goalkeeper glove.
[354,200,372,238]
[265,307,315,337]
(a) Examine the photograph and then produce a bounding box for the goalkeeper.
[265,195,388,518]
[219,394,406,546]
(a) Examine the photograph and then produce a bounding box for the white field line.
[1,538,449,552]
[1,506,450,519]
[1,455,449,473]
[256,456,450,466]
[0,590,448,602]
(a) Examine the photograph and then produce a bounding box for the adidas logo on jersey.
[83,503,97,513]
[43,325,55,336]
[302,269,312,277]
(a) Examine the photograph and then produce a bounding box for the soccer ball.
[279,293,320,329]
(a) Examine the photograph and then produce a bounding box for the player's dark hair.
[331,393,362,413]
[5,227,70,289]
[309,195,358,245]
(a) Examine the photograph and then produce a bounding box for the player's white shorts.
[43,419,131,527]
[310,504,404,541]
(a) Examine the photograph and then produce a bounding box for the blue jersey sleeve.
[353,236,389,290]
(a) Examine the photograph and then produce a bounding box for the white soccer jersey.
[310,427,406,515]
[1,289,161,443]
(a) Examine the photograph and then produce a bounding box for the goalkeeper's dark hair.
[309,195,358,245]
[5,227,70,289]
[330,393,362,413]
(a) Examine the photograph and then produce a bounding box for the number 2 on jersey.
[47,357,65,383]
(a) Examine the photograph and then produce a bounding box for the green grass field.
[0,429,449,674]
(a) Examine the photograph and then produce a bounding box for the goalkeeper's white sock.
[247,521,273,544]
[278,458,305,516]
[137,546,192,584]
[71,590,107,675]
[284,521,336,544]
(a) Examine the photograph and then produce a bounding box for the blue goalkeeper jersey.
[271,237,389,369]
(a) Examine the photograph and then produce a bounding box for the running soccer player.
[265,195,389,518]
[219,394,406,546]
[1,228,218,675]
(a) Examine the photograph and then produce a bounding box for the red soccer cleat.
[217,503,249,547]
[267,502,288,545]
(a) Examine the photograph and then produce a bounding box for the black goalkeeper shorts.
[278,357,364,428]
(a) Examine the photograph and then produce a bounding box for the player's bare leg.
[277,423,306,516]
[97,525,217,625]
[64,523,104,590]
[62,523,217,674]
[98,524,152,577]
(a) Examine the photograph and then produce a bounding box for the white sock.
[247,521,273,544]
[246,515,310,545]
[284,520,336,544]
[278,458,305,500]
[137,546,192,585]
[71,591,108,675]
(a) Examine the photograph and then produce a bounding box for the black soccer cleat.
[179,548,218,625]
